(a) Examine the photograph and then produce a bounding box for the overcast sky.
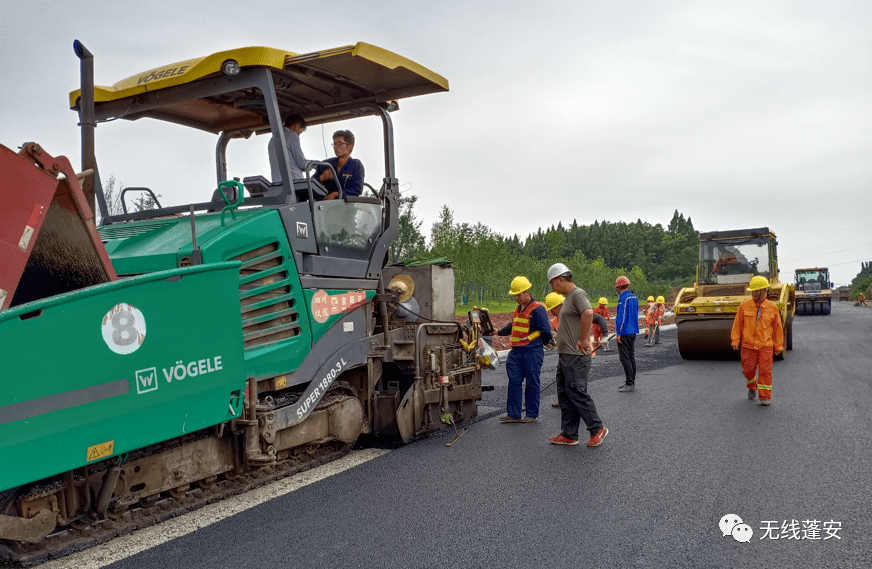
[2,1,870,286]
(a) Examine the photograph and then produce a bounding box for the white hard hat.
[547,263,572,282]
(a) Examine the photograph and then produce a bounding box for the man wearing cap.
[615,276,639,392]
[268,114,309,182]
[547,263,608,447]
[496,276,552,423]
[731,276,784,406]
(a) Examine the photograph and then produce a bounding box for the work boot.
[618,383,635,392]
[520,416,536,423]
[499,415,522,423]
[759,399,771,406]
[748,388,757,400]
[552,401,561,408]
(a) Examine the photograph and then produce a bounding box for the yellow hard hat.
[509,276,532,295]
[656,296,665,304]
[598,297,608,305]
[647,296,655,302]
[749,276,770,291]
[545,292,565,311]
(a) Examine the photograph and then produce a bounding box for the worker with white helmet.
[615,276,639,392]
[496,276,553,423]
[546,263,608,447]
[731,276,784,406]
[644,296,666,347]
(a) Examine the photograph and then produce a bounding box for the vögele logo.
[135,367,158,394]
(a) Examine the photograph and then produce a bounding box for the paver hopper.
[0,142,115,310]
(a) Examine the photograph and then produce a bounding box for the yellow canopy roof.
[70,42,448,134]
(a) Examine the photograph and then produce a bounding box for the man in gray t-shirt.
[547,263,608,447]
[268,114,308,182]
[556,286,593,356]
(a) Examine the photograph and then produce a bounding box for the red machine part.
[0,142,116,310]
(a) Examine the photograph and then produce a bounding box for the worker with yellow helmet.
[644,296,655,337]
[644,296,666,347]
[593,297,611,351]
[730,276,784,406]
[496,276,553,423]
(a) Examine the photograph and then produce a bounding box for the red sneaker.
[587,427,609,447]
[549,434,579,446]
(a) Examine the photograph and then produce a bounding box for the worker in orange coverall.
[731,276,783,407]
[644,296,665,347]
[644,296,654,336]
[860,293,868,307]
[593,297,611,351]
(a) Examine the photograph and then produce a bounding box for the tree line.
[391,196,699,304]
[848,261,872,300]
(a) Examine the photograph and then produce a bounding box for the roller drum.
[677,319,740,360]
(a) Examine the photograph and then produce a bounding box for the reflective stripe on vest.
[510,300,544,346]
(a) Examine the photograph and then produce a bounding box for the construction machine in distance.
[794,268,833,315]
[0,41,494,564]
[673,228,794,360]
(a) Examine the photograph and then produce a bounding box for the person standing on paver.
[615,276,639,392]
[546,263,608,447]
[731,276,783,406]
[496,276,552,423]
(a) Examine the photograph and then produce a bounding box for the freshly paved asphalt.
[66,302,872,568]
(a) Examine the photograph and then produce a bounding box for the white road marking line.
[38,448,389,569]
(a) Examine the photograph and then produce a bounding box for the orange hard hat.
[615,276,631,288]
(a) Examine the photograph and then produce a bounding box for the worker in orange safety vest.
[730,276,784,406]
[496,276,553,422]
[860,293,868,307]
[644,296,654,336]
[644,296,665,347]
[544,292,564,352]
[593,297,611,351]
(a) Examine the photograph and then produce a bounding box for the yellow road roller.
[674,227,794,360]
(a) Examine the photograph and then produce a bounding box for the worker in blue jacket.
[615,275,640,392]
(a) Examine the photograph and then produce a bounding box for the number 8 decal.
[102,303,147,354]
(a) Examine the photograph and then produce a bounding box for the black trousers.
[618,334,637,384]
[556,353,604,440]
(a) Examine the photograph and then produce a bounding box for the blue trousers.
[505,346,544,418]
